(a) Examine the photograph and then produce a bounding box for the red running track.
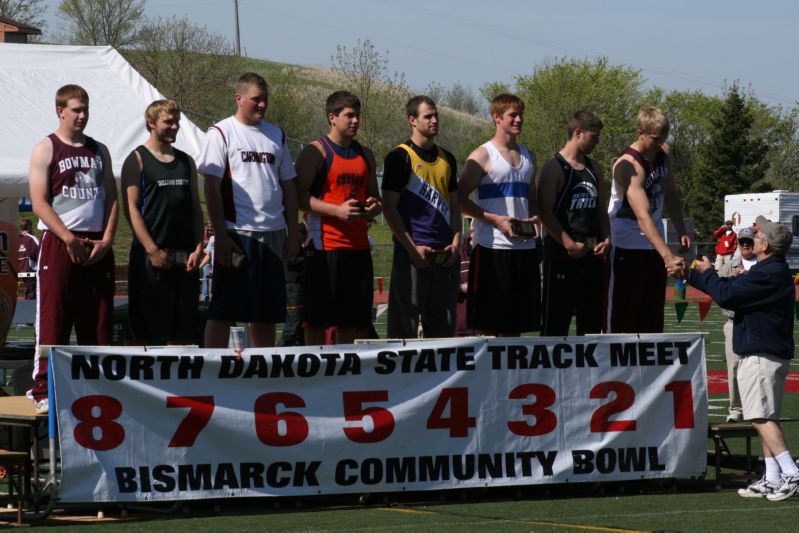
[707,370,799,394]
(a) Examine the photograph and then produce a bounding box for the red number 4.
[427,387,476,438]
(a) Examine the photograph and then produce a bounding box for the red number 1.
[665,380,695,429]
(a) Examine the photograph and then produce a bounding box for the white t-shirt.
[204,235,215,266]
[472,141,536,250]
[197,116,296,231]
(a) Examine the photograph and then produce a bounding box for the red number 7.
[166,396,215,447]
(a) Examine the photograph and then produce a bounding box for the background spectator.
[714,219,738,270]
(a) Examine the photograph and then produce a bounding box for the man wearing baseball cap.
[690,216,796,500]
[717,226,758,423]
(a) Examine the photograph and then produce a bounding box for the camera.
[428,250,451,267]
[510,219,537,238]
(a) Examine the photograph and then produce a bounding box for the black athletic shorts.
[605,247,666,333]
[467,245,540,334]
[541,237,604,336]
[128,242,200,344]
[208,230,286,324]
[303,248,373,330]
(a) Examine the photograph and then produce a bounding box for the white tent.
[0,43,206,198]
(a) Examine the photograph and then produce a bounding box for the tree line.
[3,0,798,238]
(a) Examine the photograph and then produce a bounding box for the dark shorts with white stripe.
[467,245,540,334]
[541,237,605,336]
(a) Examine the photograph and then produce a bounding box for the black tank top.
[135,146,195,251]
[614,146,667,221]
[551,153,601,239]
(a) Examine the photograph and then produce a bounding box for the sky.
[39,0,799,108]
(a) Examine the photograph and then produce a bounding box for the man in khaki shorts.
[690,215,796,501]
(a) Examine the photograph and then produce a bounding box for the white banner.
[52,334,708,502]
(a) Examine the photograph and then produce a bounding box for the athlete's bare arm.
[279,177,300,258]
[186,157,205,271]
[614,155,683,274]
[200,130,238,267]
[663,153,691,253]
[594,165,611,258]
[443,193,462,268]
[85,142,118,265]
[294,142,322,213]
[538,157,585,257]
[294,142,366,222]
[524,151,540,232]
[121,150,170,269]
[203,171,237,267]
[382,189,432,268]
[362,147,383,219]
[29,138,94,265]
[457,146,516,238]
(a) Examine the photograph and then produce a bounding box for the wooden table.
[0,396,47,506]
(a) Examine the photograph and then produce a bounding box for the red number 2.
[590,381,636,432]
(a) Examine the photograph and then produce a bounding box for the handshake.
[664,239,701,279]
[665,254,688,279]
[666,253,712,279]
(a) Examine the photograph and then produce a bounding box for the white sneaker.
[766,474,799,501]
[738,476,778,498]
[34,398,48,415]
[726,412,743,423]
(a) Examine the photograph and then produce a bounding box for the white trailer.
[724,190,799,271]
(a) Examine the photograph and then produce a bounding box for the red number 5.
[343,390,394,443]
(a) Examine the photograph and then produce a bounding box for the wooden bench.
[0,397,47,512]
[0,449,30,525]
[708,422,759,489]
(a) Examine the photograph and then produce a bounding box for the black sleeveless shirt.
[551,153,601,240]
[135,146,195,251]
